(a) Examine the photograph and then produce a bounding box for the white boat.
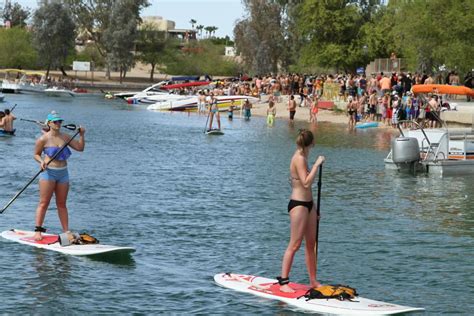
[18,71,48,93]
[0,93,4,102]
[114,81,169,99]
[147,96,198,111]
[147,95,259,112]
[45,87,78,97]
[385,121,474,175]
[1,79,20,93]
[138,92,192,104]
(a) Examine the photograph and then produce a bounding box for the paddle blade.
[63,124,77,131]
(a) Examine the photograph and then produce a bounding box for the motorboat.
[45,87,78,97]
[18,71,48,93]
[114,81,169,99]
[1,69,22,93]
[385,121,474,175]
[147,95,259,112]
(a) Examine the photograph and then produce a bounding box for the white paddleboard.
[206,129,224,135]
[214,273,424,315]
[1,229,135,256]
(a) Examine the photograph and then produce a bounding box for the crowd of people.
[166,70,471,128]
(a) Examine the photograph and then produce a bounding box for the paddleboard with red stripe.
[214,273,424,315]
[1,229,135,256]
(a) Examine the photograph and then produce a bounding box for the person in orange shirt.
[379,74,391,95]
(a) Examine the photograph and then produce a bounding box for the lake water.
[0,94,473,314]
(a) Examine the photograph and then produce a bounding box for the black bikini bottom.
[288,199,314,213]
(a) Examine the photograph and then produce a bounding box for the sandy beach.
[249,94,348,125]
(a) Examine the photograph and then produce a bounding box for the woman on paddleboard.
[278,129,325,293]
[33,111,85,241]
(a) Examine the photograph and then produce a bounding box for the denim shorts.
[39,167,69,183]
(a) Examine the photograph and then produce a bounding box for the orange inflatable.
[412,84,474,96]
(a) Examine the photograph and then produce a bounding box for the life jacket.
[300,284,358,301]
[58,232,99,246]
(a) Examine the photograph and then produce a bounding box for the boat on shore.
[147,95,259,112]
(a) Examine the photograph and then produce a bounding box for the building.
[142,16,196,41]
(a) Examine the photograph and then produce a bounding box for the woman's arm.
[34,137,47,170]
[66,127,86,152]
[294,155,324,189]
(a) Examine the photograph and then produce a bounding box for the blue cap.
[46,111,63,122]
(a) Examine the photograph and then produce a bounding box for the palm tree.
[189,19,196,29]
[209,26,218,38]
[204,26,212,38]
[196,24,204,39]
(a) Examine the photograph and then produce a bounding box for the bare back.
[289,151,313,201]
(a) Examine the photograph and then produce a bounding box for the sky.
[11,0,247,38]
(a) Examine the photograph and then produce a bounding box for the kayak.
[206,129,224,135]
[214,273,424,315]
[1,229,135,256]
[355,122,378,129]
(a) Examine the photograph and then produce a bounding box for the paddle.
[20,118,77,131]
[203,104,211,133]
[315,163,323,275]
[10,104,17,112]
[0,125,81,214]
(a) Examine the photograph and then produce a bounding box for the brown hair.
[296,129,314,148]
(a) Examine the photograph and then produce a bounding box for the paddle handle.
[0,128,81,214]
[315,164,323,273]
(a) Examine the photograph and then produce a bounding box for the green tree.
[204,26,212,38]
[2,2,30,28]
[295,0,381,72]
[66,0,150,78]
[387,0,474,74]
[32,2,76,77]
[136,22,168,81]
[189,18,196,29]
[196,24,204,38]
[234,0,286,75]
[103,0,141,83]
[161,40,238,76]
[0,28,37,68]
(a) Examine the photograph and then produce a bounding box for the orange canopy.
[412,84,474,96]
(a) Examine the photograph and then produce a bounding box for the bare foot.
[279,284,295,293]
[311,281,322,288]
[34,231,43,241]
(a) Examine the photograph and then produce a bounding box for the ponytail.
[296,129,314,148]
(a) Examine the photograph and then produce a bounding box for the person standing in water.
[243,99,252,120]
[228,100,235,120]
[33,112,86,241]
[0,108,16,135]
[278,129,325,293]
[208,95,221,131]
[266,100,276,126]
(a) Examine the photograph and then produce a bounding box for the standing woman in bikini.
[33,112,85,240]
[278,130,325,293]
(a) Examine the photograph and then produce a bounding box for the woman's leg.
[216,112,221,129]
[280,207,309,292]
[55,182,70,233]
[208,112,214,130]
[304,206,321,288]
[34,180,56,240]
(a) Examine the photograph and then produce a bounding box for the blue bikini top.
[43,146,72,161]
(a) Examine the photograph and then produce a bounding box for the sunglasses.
[52,120,63,125]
